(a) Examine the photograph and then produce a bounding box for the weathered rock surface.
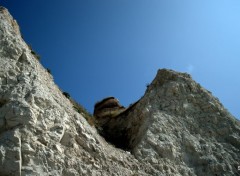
[94,97,125,119]
[98,69,240,175]
[0,7,147,176]
[131,69,240,175]
[93,97,127,149]
[0,6,240,176]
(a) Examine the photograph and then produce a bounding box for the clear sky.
[1,0,239,119]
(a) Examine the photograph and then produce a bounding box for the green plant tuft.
[61,91,93,125]
[71,99,94,126]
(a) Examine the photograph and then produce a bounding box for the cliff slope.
[0,7,239,176]
[93,69,240,175]
[0,7,145,176]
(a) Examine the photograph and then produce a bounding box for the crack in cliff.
[94,98,141,150]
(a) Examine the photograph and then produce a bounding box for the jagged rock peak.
[92,68,240,175]
[153,68,192,83]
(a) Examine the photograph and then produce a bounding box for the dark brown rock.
[94,97,125,119]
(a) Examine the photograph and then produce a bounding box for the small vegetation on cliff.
[72,99,94,126]
[62,92,71,99]
[46,68,51,74]
[28,44,41,61]
[62,91,94,126]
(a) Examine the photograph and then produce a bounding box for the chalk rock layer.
[93,69,240,175]
[0,7,146,176]
[0,6,240,176]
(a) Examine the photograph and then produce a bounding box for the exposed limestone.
[95,69,240,175]
[0,6,240,176]
[0,7,147,176]
[130,69,240,175]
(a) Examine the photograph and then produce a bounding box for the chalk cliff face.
[0,7,239,176]
[0,7,144,176]
[93,70,240,175]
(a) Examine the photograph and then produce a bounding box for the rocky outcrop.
[93,97,127,148]
[0,6,239,176]
[0,7,147,176]
[131,69,240,175]
[94,97,125,119]
[95,69,240,175]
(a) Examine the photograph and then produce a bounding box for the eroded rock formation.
[93,97,128,148]
[0,7,145,176]
[94,97,125,119]
[0,6,240,176]
[94,69,240,175]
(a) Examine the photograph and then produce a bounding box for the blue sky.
[1,0,239,119]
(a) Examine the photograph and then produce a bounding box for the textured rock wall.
[93,97,128,147]
[0,7,148,176]
[94,97,125,121]
[101,69,240,175]
[0,6,239,176]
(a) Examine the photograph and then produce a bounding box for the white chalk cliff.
[0,7,239,176]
